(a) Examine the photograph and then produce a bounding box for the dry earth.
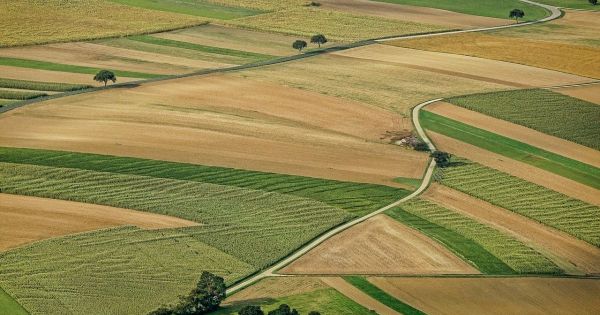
[317,0,506,29]
[424,184,600,275]
[0,65,139,86]
[320,277,400,315]
[334,44,592,87]
[0,74,428,185]
[553,84,600,105]
[428,131,600,206]
[369,277,600,315]
[0,193,199,251]
[427,101,600,167]
[280,214,479,275]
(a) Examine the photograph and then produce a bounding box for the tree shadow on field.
[111,83,140,89]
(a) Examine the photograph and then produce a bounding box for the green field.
[447,89,600,150]
[535,0,600,10]
[374,0,548,20]
[396,199,561,274]
[436,158,600,247]
[0,90,46,100]
[108,0,261,19]
[0,286,28,315]
[0,99,15,107]
[420,110,600,189]
[343,276,426,315]
[0,78,91,92]
[0,57,163,79]
[0,147,408,217]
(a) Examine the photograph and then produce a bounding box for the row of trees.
[292,34,328,52]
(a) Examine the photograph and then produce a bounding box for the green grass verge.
[108,0,261,19]
[436,158,600,247]
[0,227,254,315]
[386,209,515,274]
[420,110,600,190]
[343,276,426,315]
[0,286,28,315]
[0,89,47,100]
[0,78,92,92]
[0,57,163,79]
[0,147,408,217]
[374,0,548,20]
[130,35,275,62]
[534,0,600,10]
[396,199,562,274]
[447,89,600,150]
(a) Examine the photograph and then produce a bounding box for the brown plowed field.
[0,65,139,86]
[428,132,600,206]
[369,277,600,315]
[334,45,591,87]
[0,74,428,186]
[320,277,400,315]
[424,184,600,275]
[0,194,199,251]
[553,84,600,105]
[280,214,479,275]
[427,101,600,167]
[317,0,506,29]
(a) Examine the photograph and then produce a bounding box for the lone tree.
[430,151,452,168]
[509,8,525,23]
[292,40,308,52]
[310,34,328,48]
[590,0,598,5]
[239,305,264,315]
[149,271,226,315]
[93,70,116,87]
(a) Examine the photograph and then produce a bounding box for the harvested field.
[553,84,600,104]
[226,277,328,302]
[320,277,399,315]
[0,74,429,185]
[369,277,600,315]
[0,65,139,86]
[429,132,600,206]
[109,0,260,19]
[334,45,591,87]
[427,101,600,167]
[281,214,479,275]
[318,0,507,28]
[424,184,600,275]
[0,193,199,251]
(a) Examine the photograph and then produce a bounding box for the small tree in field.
[93,70,116,87]
[430,151,452,168]
[590,0,598,5]
[292,40,307,52]
[310,34,328,48]
[509,9,525,23]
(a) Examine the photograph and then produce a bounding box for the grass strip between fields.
[0,57,164,79]
[343,276,427,315]
[0,78,92,92]
[0,286,28,315]
[130,35,275,62]
[420,110,600,190]
[385,209,515,274]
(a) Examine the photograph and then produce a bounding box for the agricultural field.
[553,83,600,104]
[534,0,600,10]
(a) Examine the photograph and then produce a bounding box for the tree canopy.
[509,9,525,22]
[430,151,452,168]
[93,70,116,87]
[310,34,328,48]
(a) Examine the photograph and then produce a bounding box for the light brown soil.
[225,277,328,304]
[0,65,139,86]
[424,184,600,275]
[318,0,507,29]
[0,74,428,186]
[553,84,600,105]
[280,214,479,275]
[369,277,600,315]
[427,101,600,167]
[0,193,199,251]
[320,277,400,315]
[334,45,592,87]
[428,131,600,206]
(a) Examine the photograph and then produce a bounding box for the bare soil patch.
[427,101,600,167]
[0,193,199,251]
[334,44,591,87]
[0,65,139,86]
[553,84,600,105]
[280,214,479,275]
[424,184,600,275]
[318,0,506,29]
[0,74,428,186]
[320,277,400,315]
[369,277,600,315]
[428,131,600,206]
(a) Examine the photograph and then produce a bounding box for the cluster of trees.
[239,304,320,315]
[431,151,452,168]
[149,272,226,315]
[292,34,328,52]
[590,0,597,6]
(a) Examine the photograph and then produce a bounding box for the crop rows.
[0,89,47,100]
[397,199,561,274]
[436,158,600,247]
[0,78,91,92]
[447,89,600,150]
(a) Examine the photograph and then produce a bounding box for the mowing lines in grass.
[0,57,163,79]
[343,276,426,315]
[436,158,600,247]
[108,0,261,19]
[447,89,600,150]
[0,147,408,217]
[397,199,561,274]
[0,78,91,92]
[420,110,600,189]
